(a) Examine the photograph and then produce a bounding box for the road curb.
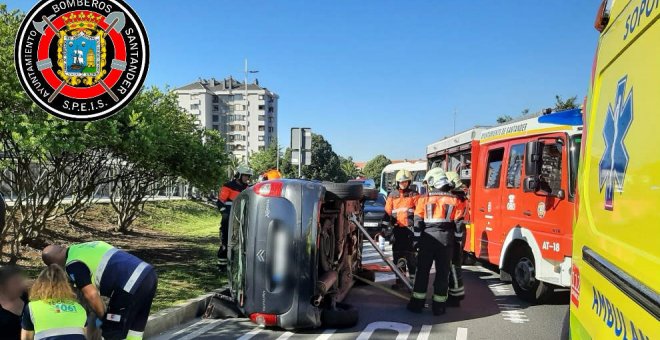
[144,292,215,338]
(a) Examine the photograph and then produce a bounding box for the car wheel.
[510,246,552,304]
[323,182,363,200]
[321,302,359,329]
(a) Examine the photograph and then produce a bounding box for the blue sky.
[5,1,599,161]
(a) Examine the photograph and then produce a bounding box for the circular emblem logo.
[14,0,149,121]
[537,201,546,218]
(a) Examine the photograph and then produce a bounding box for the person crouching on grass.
[21,264,87,340]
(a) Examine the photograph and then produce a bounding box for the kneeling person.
[22,264,87,340]
[42,241,158,340]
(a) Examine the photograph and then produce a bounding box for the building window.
[539,143,563,195]
[233,94,243,101]
[259,146,265,151]
[212,125,219,131]
[235,104,245,111]
[258,136,264,141]
[268,107,274,113]
[212,115,219,122]
[485,148,504,189]
[190,104,199,110]
[506,144,525,189]
[268,117,273,123]
[213,105,219,112]
[259,125,265,132]
[258,115,265,121]
[268,127,274,133]
[212,95,219,103]
[258,105,265,110]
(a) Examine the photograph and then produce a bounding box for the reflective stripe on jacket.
[28,300,86,340]
[385,189,419,227]
[414,190,465,229]
[218,179,248,204]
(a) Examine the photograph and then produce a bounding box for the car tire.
[510,246,553,304]
[323,182,363,200]
[321,302,359,328]
[363,188,379,200]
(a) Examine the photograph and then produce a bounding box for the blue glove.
[95,318,103,328]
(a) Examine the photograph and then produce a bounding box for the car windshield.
[569,134,582,197]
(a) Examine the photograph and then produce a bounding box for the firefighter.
[407,168,464,315]
[217,164,253,269]
[385,169,419,290]
[445,171,468,306]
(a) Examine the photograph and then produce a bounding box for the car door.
[473,143,506,264]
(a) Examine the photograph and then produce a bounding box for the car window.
[539,143,563,194]
[485,148,504,188]
[506,144,525,188]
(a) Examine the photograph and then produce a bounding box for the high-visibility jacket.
[385,188,419,227]
[218,179,248,210]
[414,190,465,230]
[66,241,152,296]
[27,300,86,339]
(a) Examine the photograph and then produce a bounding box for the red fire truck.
[427,109,583,303]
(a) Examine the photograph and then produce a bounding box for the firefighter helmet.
[424,167,451,190]
[395,170,413,183]
[235,164,254,177]
[261,169,282,181]
[445,171,464,189]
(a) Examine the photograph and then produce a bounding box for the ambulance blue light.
[538,108,583,126]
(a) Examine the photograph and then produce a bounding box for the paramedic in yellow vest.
[41,241,158,340]
[21,264,87,340]
[407,168,464,316]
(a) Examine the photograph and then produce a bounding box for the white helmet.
[235,164,253,177]
[424,167,451,190]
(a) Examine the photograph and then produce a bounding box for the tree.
[554,95,579,111]
[362,155,391,188]
[496,115,514,124]
[249,141,281,176]
[340,156,359,180]
[521,108,530,115]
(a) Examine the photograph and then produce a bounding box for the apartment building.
[175,77,278,162]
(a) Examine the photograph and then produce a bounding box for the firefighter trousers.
[412,229,453,303]
[449,222,466,299]
[392,227,416,279]
[217,212,230,264]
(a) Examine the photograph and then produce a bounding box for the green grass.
[136,200,225,312]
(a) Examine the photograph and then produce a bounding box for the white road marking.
[417,324,433,340]
[277,331,295,340]
[315,328,337,340]
[237,327,263,340]
[456,327,468,340]
[357,321,412,340]
[173,319,226,340]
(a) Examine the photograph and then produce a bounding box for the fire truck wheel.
[510,246,552,304]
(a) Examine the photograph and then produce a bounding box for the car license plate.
[364,222,379,227]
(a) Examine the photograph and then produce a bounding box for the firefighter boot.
[432,301,447,316]
[447,295,462,307]
[407,297,425,313]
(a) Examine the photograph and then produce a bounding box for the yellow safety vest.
[28,300,86,339]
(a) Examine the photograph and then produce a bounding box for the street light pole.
[244,59,259,164]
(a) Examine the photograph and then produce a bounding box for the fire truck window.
[485,148,504,189]
[540,143,563,194]
[506,144,525,188]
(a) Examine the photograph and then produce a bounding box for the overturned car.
[227,179,375,330]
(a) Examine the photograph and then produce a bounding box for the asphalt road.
[153,242,569,340]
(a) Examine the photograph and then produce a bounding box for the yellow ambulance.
[569,0,660,338]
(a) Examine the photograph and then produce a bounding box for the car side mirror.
[556,189,566,200]
[523,176,539,193]
[525,141,545,177]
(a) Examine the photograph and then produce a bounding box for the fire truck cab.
[469,110,583,303]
